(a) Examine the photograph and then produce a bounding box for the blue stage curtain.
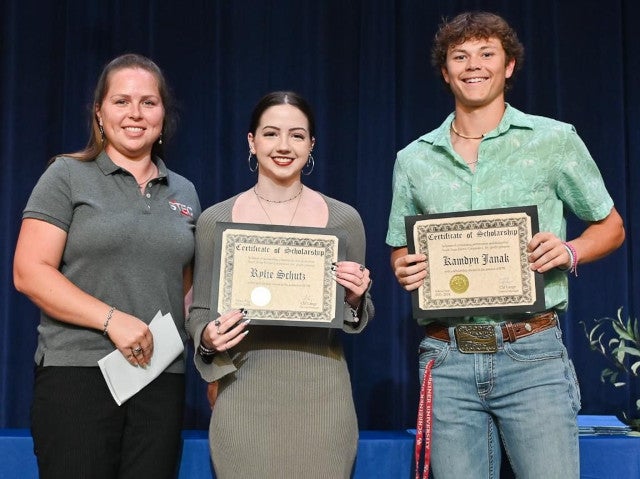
[0,0,637,431]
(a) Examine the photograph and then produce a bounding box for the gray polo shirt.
[23,151,201,373]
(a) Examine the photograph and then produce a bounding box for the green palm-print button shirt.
[386,104,614,324]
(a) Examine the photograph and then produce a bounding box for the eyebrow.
[261,125,308,132]
[450,44,499,54]
[108,93,160,99]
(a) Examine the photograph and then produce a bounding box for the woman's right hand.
[201,309,249,353]
[106,310,154,367]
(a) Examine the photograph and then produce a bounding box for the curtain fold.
[1,0,637,430]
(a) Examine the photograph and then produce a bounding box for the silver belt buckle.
[454,324,498,354]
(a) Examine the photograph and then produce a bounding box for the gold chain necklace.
[450,121,484,140]
[253,184,303,203]
[254,186,304,225]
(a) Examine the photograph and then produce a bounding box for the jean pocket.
[418,336,450,368]
[503,327,566,362]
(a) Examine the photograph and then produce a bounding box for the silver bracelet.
[345,300,359,322]
[198,328,217,356]
[102,306,116,336]
[198,343,217,356]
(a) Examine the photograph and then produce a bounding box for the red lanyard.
[415,359,435,479]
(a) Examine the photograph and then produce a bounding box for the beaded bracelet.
[102,306,116,336]
[557,245,573,271]
[562,241,579,276]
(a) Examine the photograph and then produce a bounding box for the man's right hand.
[390,247,428,291]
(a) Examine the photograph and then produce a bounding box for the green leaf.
[601,369,620,384]
[618,346,640,357]
[612,321,635,341]
[601,369,614,383]
[614,342,626,363]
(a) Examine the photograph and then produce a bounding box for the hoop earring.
[248,152,258,172]
[302,153,315,176]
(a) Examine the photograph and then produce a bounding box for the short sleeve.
[22,158,74,232]
[386,156,417,247]
[555,127,614,221]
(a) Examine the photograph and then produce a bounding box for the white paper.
[98,310,184,405]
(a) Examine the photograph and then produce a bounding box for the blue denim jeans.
[418,321,580,479]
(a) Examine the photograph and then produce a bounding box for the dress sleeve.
[329,199,375,334]
[186,201,237,382]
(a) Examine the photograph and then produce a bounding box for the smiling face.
[441,37,516,110]
[247,103,315,184]
[96,67,164,162]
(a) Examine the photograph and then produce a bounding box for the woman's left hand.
[332,261,371,307]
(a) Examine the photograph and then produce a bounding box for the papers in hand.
[98,311,184,406]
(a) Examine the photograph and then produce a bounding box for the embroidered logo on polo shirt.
[168,199,194,217]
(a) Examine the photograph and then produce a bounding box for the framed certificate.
[405,206,545,318]
[211,222,347,328]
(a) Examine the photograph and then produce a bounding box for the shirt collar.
[418,103,534,147]
[95,150,168,181]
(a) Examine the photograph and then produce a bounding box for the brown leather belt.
[424,311,557,353]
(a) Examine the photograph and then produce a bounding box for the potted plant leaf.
[581,307,640,432]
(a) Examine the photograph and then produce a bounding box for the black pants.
[31,365,185,479]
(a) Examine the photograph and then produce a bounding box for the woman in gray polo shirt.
[13,54,200,479]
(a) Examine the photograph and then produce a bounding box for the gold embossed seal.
[449,274,469,294]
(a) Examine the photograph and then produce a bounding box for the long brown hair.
[60,53,177,162]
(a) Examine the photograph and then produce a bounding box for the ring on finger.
[359,264,365,272]
[132,346,143,355]
[214,319,221,327]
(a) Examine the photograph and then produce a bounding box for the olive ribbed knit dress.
[187,194,374,479]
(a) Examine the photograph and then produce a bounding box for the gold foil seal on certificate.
[449,274,470,294]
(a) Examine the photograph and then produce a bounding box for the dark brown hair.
[431,11,524,91]
[249,91,316,138]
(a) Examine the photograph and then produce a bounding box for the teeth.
[465,78,486,83]
[125,127,144,131]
